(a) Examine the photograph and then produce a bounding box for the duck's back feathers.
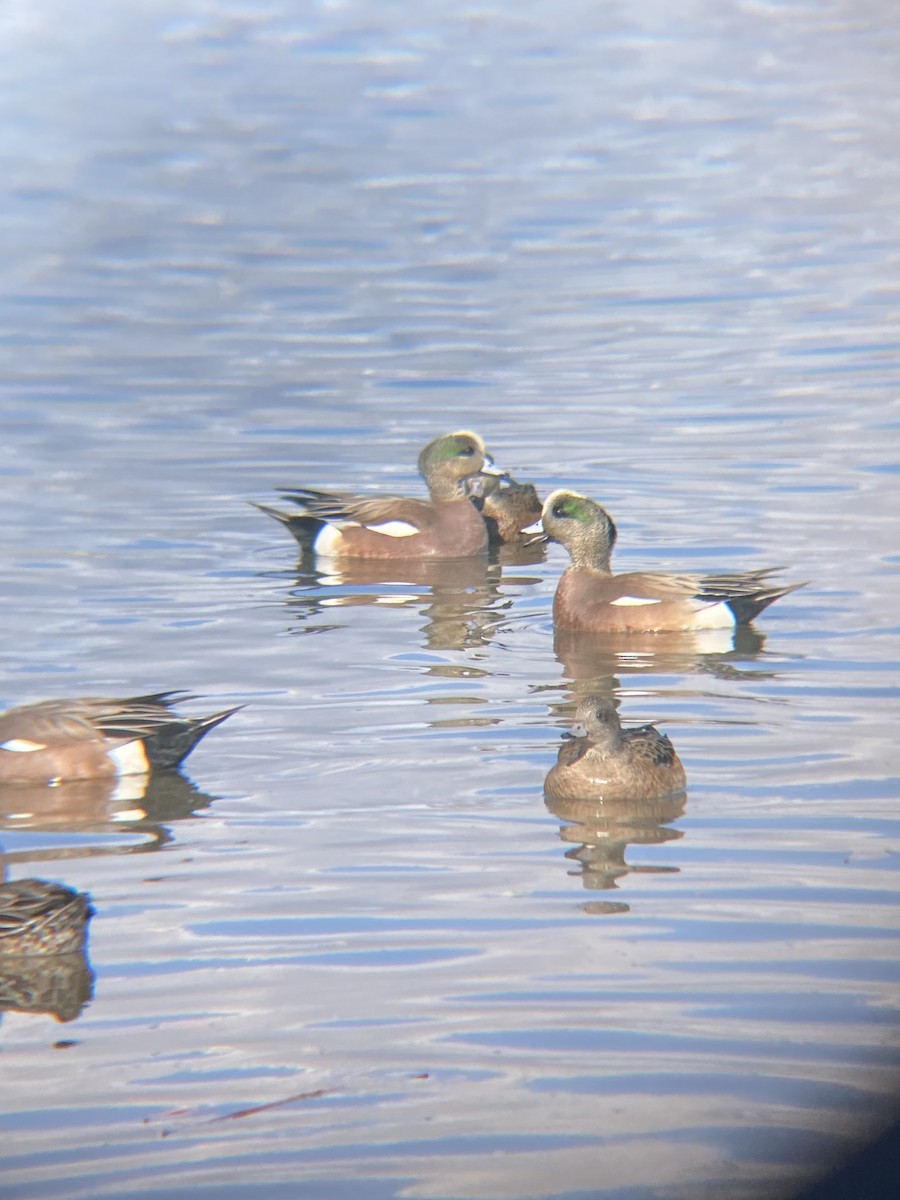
[0,879,94,957]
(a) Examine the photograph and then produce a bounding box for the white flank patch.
[690,600,736,629]
[367,520,419,538]
[610,596,662,607]
[108,739,150,777]
[1,738,47,752]
[313,523,344,555]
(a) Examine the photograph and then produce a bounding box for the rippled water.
[1,2,899,1198]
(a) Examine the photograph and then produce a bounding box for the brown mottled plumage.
[544,696,686,803]
[543,489,806,634]
[466,471,543,545]
[255,431,491,559]
[0,692,240,785]
[0,879,93,957]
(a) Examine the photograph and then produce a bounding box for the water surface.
[1,2,899,1198]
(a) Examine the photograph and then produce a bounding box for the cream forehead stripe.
[1,738,48,752]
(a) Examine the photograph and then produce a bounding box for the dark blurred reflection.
[489,540,547,570]
[282,556,543,651]
[791,1108,900,1200]
[0,951,94,1023]
[0,878,94,1023]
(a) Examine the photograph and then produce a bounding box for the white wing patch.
[367,521,419,538]
[610,596,662,607]
[1,738,47,752]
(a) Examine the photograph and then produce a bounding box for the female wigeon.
[0,879,93,956]
[544,696,686,803]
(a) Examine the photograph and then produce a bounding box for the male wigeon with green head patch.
[542,488,806,634]
[256,431,494,560]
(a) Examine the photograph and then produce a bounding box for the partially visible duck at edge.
[0,692,240,786]
[544,695,686,803]
[255,430,492,560]
[465,471,543,546]
[542,488,806,634]
[0,878,93,956]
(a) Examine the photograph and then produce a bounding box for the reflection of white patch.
[368,521,418,538]
[314,524,344,555]
[690,600,736,629]
[109,739,150,777]
[692,627,736,655]
[610,596,661,607]
[111,805,148,821]
[111,774,150,803]
[1,738,47,752]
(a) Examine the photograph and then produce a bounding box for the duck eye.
[552,503,570,519]
[459,445,474,456]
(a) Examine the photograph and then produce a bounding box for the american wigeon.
[256,430,491,559]
[0,692,240,786]
[544,696,686,803]
[0,879,93,956]
[543,489,806,634]
[465,471,543,545]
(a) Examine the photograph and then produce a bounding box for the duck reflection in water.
[554,624,774,693]
[0,747,227,851]
[285,555,542,652]
[0,876,94,1023]
[544,696,687,901]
